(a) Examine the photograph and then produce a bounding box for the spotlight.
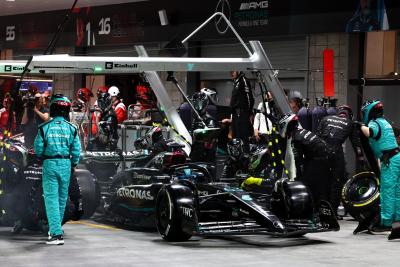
[158,9,169,26]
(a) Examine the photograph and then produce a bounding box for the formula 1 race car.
[101,155,339,241]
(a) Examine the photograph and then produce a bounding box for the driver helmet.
[227,138,244,160]
[361,100,383,124]
[278,114,299,138]
[192,91,209,115]
[50,94,71,120]
[76,88,93,103]
[337,105,353,120]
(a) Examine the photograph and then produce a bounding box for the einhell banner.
[0,0,400,49]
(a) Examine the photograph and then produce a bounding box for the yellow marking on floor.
[67,220,120,231]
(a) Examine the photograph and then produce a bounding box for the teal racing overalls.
[34,116,81,236]
[368,117,400,227]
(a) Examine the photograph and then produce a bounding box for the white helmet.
[200,88,217,104]
[108,86,120,97]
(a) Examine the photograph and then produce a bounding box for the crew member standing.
[0,94,16,132]
[34,94,81,245]
[223,71,254,150]
[253,92,273,143]
[316,105,363,218]
[360,100,400,240]
[108,86,127,124]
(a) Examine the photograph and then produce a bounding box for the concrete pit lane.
[0,217,399,266]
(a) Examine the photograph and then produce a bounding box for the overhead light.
[6,0,16,2]
[158,10,169,26]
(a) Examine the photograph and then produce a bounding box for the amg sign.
[239,1,268,10]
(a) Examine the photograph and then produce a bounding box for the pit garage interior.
[0,0,400,266]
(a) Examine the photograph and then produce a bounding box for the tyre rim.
[348,176,378,203]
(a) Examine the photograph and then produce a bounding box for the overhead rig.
[0,12,292,154]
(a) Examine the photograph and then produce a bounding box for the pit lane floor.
[0,217,399,267]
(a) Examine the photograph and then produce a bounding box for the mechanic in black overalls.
[278,114,334,206]
[190,91,218,163]
[316,105,363,218]
[223,71,254,151]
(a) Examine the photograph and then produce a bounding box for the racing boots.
[46,235,64,245]
[11,220,23,234]
[388,222,400,240]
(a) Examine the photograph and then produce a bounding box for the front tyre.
[155,186,192,242]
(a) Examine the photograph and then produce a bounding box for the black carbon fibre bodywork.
[103,162,339,239]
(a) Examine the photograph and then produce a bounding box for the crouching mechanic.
[34,94,81,245]
[360,100,400,240]
[278,114,334,207]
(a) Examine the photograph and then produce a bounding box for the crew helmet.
[200,88,217,105]
[76,88,93,103]
[227,138,244,160]
[337,105,353,120]
[50,94,71,120]
[361,100,383,124]
[108,86,120,97]
[192,91,209,114]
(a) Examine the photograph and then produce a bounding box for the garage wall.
[363,86,400,126]
[398,31,400,73]
[307,33,349,107]
[200,36,308,106]
[362,32,400,126]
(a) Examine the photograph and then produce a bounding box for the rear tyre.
[74,169,100,219]
[155,186,192,242]
[342,171,380,222]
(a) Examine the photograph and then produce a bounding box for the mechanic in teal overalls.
[34,94,81,245]
[360,100,400,240]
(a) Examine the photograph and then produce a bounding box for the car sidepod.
[108,168,170,227]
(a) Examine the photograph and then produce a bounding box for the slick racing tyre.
[74,169,101,219]
[156,185,192,242]
[272,180,313,220]
[342,171,380,222]
[282,181,313,219]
